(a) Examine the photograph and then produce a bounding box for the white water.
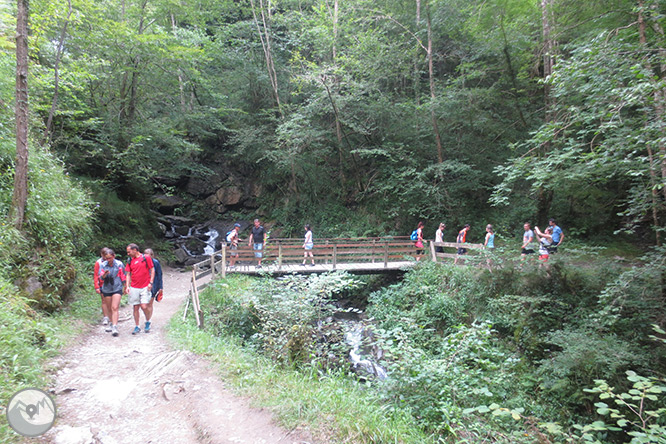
[203,228,219,255]
[345,323,387,380]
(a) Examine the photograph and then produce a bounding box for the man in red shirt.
[125,243,155,334]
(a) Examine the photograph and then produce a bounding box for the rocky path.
[37,267,315,444]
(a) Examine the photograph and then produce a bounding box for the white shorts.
[128,286,151,305]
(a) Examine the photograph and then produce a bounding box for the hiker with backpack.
[226,223,241,269]
[454,224,471,265]
[98,249,125,337]
[412,221,425,261]
[144,248,163,306]
[124,243,155,334]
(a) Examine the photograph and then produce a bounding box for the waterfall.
[345,322,387,380]
[203,228,219,255]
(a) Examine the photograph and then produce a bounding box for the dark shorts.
[416,249,424,255]
[435,246,444,253]
[101,291,119,297]
[457,248,467,255]
[522,248,535,255]
[548,245,558,253]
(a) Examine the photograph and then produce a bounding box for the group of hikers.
[223,217,565,268]
[413,218,565,263]
[225,219,316,268]
[93,243,163,336]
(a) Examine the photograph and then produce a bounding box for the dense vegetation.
[176,252,666,443]
[1,0,661,241]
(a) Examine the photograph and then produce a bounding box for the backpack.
[127,254,149,272]
[226,230,236,246]
[410,229,418,241]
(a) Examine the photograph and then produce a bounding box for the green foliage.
[0,261,101,443]
[202,272,364,369]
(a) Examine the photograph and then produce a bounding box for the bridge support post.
[278,241,282,271]
[430,241,437,263]
[333,243,337,270]
[383,241,389,268]
[221,245,226,279]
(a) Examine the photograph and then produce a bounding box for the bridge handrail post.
[221,245,226,279]
[372,239,376,263]
[383,241,389,268]
[430,240,437,263]
[333,242,337,270]
[278,241,283,271]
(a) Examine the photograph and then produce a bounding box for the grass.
[0,263,100,443]
[167,276,431,444]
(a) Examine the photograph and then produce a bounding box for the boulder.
[151,194,187,215]
[173,247,190,264]
[216,186,243,206]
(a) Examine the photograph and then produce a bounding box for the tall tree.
[11,0,29,230]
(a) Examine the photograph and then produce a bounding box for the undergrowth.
[168,275,431,444]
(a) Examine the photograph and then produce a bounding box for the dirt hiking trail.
[37,267,316,444]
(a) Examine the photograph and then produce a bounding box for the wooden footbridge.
[186,236,484,328]
[193,236,484,279]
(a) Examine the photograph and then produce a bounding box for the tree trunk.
[536,0,556,224]
[413,0,421,105]
[250,0,282,116]
[11,0,30,230]
[425,1,444,163]
[332,0,338,60]
[638,0,664,246]
[44,0,72,144]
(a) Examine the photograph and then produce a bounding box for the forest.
[1,0,666,443]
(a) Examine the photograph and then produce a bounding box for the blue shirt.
[551,225,563,244]
[486,233,495,248]
[151,258,163,297]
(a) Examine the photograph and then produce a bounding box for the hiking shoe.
[144,321,151,333]
[131,326,141,335]
[105,324,112,333]
[111,325,119,337]
[256,264,262,269]
[102,316,109,326]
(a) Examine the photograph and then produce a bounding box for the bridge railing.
[192,236,423,277]
[429,241,485,262]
